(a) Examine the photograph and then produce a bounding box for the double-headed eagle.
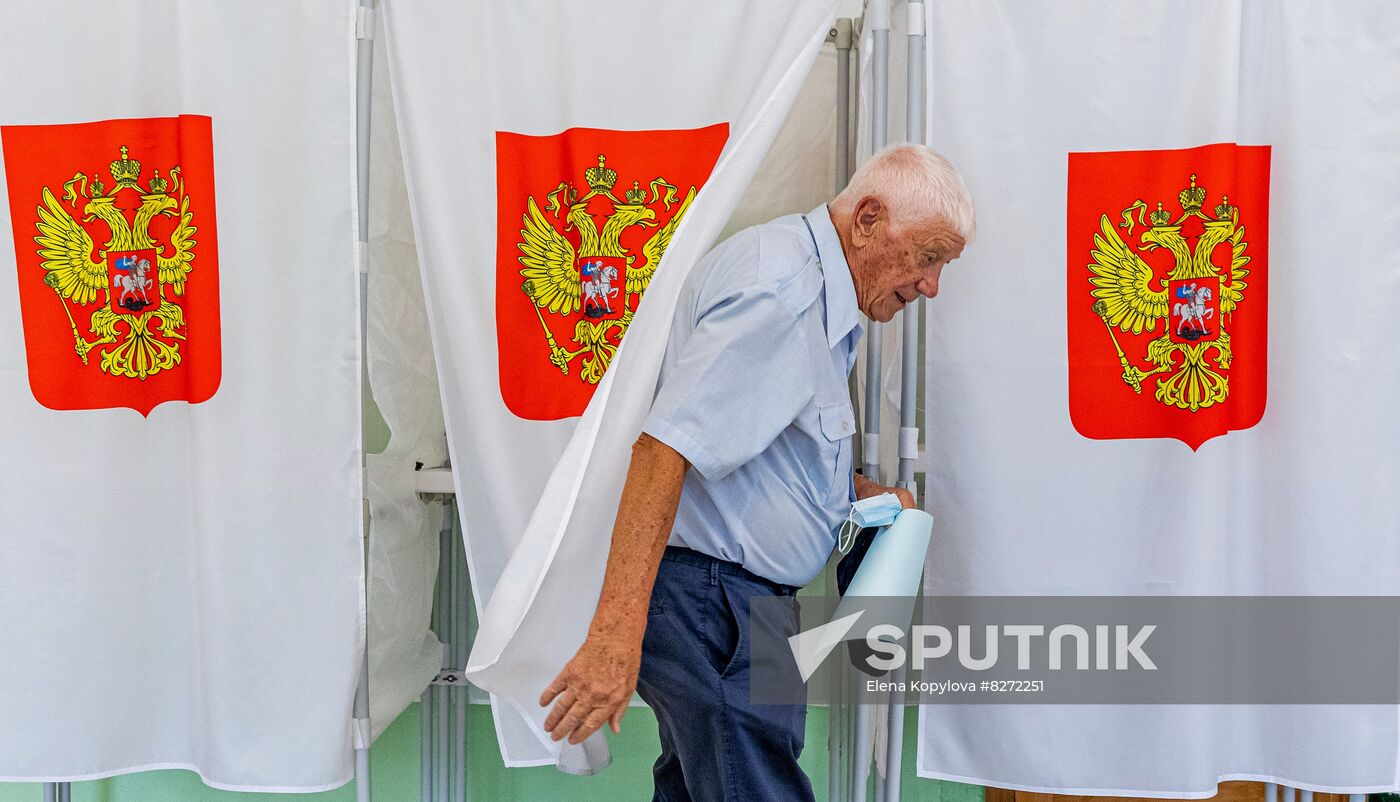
[34,145,197,380]
[1088,174,1251,411]
[517,154,695,384]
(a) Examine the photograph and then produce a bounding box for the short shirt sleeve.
[642,279,816,481]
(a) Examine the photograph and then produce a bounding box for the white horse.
[582,263,620,313]
[1174,285,1214,336]
[594,265,619,312]
[113,258,153,307]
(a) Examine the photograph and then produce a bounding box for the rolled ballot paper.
[789,508,934,682]
[837,507,933,600]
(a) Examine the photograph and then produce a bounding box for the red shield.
[1168,276,1220,344]
[3,115,220,416]
[495,124,728,421]
[579,255,627,322]
[1066,143,1270,450]
[108,250,161,315]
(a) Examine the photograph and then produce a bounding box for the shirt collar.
[805,203,861,350]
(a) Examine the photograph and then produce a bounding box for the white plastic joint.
[835,18,854,49]
[355,6,376,41]
[352,717,372,749]
[906,3,926,35]
[862,433,881,464]
[867,0,891,32]
[899,427,919,458]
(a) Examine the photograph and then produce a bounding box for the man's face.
[850,208,966,323]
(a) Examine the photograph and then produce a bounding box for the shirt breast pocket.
[817,401,856,506]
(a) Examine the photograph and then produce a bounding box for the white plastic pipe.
[854,4,891,800]
[830,17,856,802]
[353,2,377,800]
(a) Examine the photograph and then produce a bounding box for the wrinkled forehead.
[898,216,966,256]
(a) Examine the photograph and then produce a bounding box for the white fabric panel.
[0,2,363,792]
[365,20,445,743]
[917,0,1400,794]
[718,44,840,241]
[383,0,840,770]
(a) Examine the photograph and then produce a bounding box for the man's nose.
[918,276,939,298]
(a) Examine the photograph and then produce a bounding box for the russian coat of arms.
[3,115,221,415]
[517,153,694,385]
[33,145,198,380]
[1088,172,1251,412]
[1066,143,1270,448]
[494,125,728,421]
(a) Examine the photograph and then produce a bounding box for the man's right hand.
[536,433,688,746]
[539,633,641,745]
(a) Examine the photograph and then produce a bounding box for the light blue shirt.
[642,204,863,586]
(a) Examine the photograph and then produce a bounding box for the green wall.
[0,703,982,801]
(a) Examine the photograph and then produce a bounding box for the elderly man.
[540,144,975,800]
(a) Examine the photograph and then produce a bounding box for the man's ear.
[851,196,886,247]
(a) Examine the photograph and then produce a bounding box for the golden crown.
[109,146,142,189]
[1214,194,1236,220]
[1178,173,1207,213]
[1149,201,1172,227]
[624,180,646,204]
[148,169,169,194]
[584,154,618,192]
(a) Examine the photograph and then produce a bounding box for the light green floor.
[0,703,981,802]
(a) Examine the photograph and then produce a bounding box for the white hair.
[831,144,976,244]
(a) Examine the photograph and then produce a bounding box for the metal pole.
[881,7,926,801]
[843,24,860,791]
[896,2,925,496]
[43,784,57,802]
[881,662,907,801]
[420,685,433,802]
[852,696,874,802]
[353,2,377,801]
[1265,783,1278,802]
[435,503,452,802]
[835,18,854,200]
[829,18,856,802]
[854,5,890,802]
[1283,786,1296,802]
[861,0,890,486]
[450,503,467,802]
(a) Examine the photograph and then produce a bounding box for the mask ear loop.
[837,516,859,555]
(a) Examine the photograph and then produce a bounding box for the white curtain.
[917,1,1400,793]
[0,2,364,791]
[382,0,840,772]
[365,19,446,743]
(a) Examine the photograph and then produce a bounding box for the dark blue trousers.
[637,546,813,802]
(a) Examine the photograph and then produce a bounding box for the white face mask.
[836,492,905,553]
